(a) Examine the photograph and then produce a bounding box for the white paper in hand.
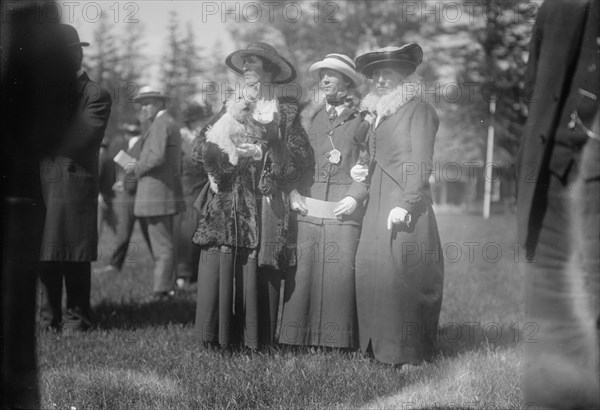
[113,150,137,169]
[305,197,342,220]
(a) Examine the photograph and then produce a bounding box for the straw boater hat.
[309,53,364,88]
[60,24,90,47]
[133,85,171,103]
[355,43,423,79]
[225,42,296,84]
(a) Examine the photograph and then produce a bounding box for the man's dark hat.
[60,24,90,47]
[356,44,423,79]
[225,42,296,84]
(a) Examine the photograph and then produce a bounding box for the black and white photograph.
[1,0,598,409]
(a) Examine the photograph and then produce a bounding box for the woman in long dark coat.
[279,54,368,348]
[192,42,313,349]
[352,44,444,365]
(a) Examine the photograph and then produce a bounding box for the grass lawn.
[38,213,526,409]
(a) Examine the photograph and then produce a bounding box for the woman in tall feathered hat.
[192,42,314,350]
[278,53,369,349]
[352,43,444,366]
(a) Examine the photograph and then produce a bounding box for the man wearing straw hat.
[131,86,185,301]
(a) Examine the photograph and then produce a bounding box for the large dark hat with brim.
[225,42,296,84]
[355,44,423,79]
[309,53,364,88]
[133,85,171,103]
[60,24,90,47]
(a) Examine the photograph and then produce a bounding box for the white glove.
[387,207,411,230]
[208,175,219,193]
[112,181,124,193]
[350,164,369,182]
[333,196,358,216]
[236,143,263,160]
[289,188,308,215]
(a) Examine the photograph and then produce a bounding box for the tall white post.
[483,97,496,219]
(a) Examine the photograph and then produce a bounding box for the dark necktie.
[328,106,338,122]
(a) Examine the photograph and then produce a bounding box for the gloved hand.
[289,188,308,215]
[333,196,358,216]
[350,164,369,182]
[112,181,124,193]
[208,175,219,193]
[236,143,263,160]
[386,207,411,230]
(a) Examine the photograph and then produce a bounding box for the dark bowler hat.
[60,24,89,47]
[225,42,296,84]
[356,44,423,79]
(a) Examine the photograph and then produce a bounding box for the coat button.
[538,134,546,144]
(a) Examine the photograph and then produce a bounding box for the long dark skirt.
[355,163,444,364]
[195,246,259,349]
[279,221,360,348]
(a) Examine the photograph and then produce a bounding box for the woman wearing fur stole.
[192,42,314,349]
[352,45,444,365]
[278,54,369,349]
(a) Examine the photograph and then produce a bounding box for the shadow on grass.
[436,322,524,357]
[93,295,196,330]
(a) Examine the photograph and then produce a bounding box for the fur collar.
[361,75,422,119]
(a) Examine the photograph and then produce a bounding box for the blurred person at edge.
[94,121,153,275]
[173,102,211,288]
[2,2,77,407]
[37,24,112,333]
[192,42,314,349]
[351,44,444,366]
[278,54,369,350]
[130,86,185,301]
[517,0,599,408]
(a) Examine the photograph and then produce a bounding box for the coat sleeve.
[136,117,169,177]
[398,102,439,213]
[269,104,315,195]
[57,83,112,163]
[345,119,370,202]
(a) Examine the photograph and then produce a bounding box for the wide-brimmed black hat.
[225,42,296,84]
[355,44,423,79]
[60,24,89,47]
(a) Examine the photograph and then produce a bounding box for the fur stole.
[361,75,422,119]
[205,98,264,165]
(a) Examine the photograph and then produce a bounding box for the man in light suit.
[517,0,599,407]
[132,86,185,301]
[38,24,112,332]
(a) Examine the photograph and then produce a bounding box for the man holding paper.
[131,86,185,301]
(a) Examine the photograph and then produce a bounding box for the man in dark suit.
[38,24,112,332]
[517,0,599,407]
[132,86,185,301]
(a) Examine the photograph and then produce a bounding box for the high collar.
[361,75,422,120]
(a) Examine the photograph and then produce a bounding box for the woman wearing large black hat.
[352,44,444,365]
[192,42,314,349]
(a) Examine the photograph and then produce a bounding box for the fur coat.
[191,97,314,269]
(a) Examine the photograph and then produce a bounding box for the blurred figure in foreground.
[131,86,185,301]
[95,121,153,274]
[38,24,112,332]
[518,0,599,408]
[2,2,78,407]
[174,102,210,288]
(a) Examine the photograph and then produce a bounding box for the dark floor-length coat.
[40,72,112,261]
[355,97,444,365]
[279,103,368,348]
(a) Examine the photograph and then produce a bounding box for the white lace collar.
[361,75,422,120]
